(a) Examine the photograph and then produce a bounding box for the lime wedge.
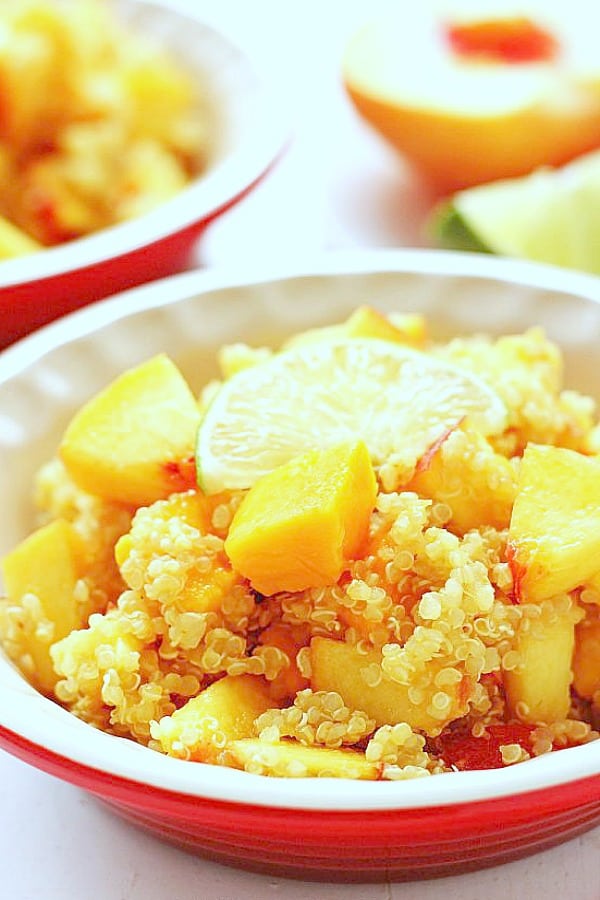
[431,149,600,274]
[430,204,492,254]
[196,339,507,493]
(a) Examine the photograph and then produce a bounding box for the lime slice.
[430,204,492,254]
[196,339,507,493]
[431,149,600,274]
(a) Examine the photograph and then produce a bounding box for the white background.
[1,1,599,897]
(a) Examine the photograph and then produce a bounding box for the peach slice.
[503,595,578,723]
[310,636,470,737]
[406,420,517,534]
[572,618,600,701]
[152,675,274,763]
[1,519,85,692]
[228,738,379,779]
[60,354,201,507]
[284,306,426,351]
[508,444,600,603]
[343,10,600,193]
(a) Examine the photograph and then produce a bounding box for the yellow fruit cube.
[407,421,517,534]
[572,618,600,701]
[228,738,380,779]
[0,213,40,259]
[152,674,274,763]
[115,490,240,621]
[0,519,84,692]
[257,623,310,702]
[284,306,425,351]
[310,636,469,736]
[503,597,578,723]
[508,445,600,602]
[60,354,201,507]
[583,570,600,603]
[225,441,377,595]
[344,306,423,345]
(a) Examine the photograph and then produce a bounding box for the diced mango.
[50,607,147,733]
[572,618,600,701]
[310,636,469,736]
[217,344,273,379]
[152,674,274,763]
[225,441,377,595]
[228,738,380,779]
[1,519,85,692]
[258,623,310,702]
[115,490,238,618]
[115,490,213,569]
[60,354,201,507]
[284,307,426,350]
[508,445,600,602]
[0,212,41,259]
[407,421,517,534]
[387,312,427,347]
[503,597,577,723]
[344,306,423,345]
[583,570,600,603]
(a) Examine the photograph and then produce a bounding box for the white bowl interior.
[0,0,288,288]
[1,250,599,811]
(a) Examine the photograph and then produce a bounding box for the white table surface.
[2,2,599,897]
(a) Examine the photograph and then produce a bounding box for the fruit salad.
[0,0,206,259]
[2,306,599,781]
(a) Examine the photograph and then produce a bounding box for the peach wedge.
[508,444,600,602]
[1,519,85,692]
[60,354,201,507]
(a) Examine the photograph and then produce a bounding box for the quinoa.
[2,316,599,780]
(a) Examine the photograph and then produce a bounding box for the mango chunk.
[572,618,600,701]
[0,519,85,692]
[508,445,600,602]
[228,738,380,779]
[0,212,41,259]
[152,674,274,763]
[407,421,517,534]
[284,307,426,350]
[115,490,240,625]
[345,306,424,345]
[310,636,469,736]
[60,354,201,507]
[583,570,600,603]
[225,441,377,595]
[258,623,311,702]
[503,597,578,723]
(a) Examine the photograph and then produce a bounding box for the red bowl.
[0,252,599,882]
[0,0,288,348]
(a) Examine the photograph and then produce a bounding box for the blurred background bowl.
[0,250,599,882]
[0,0,289,348]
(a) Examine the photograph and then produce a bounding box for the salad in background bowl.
[0,0,288,347]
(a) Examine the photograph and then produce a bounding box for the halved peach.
[343,11,600,193]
